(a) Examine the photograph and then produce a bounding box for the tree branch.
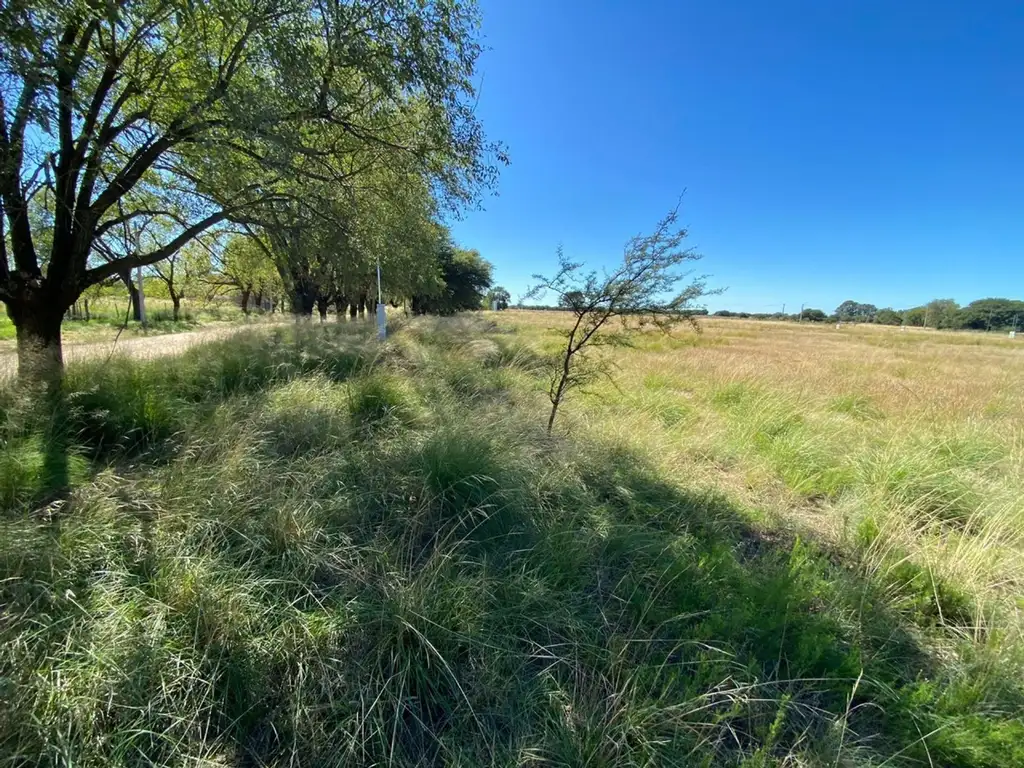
[84,209,230,287]
[95,208,191,239]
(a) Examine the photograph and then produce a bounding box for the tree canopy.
[958,298,1024,330]
[488,286,511,310]
[411,243,492,315]
[874,308,903,326]
[1,0,502,377]
[834,301,878,321]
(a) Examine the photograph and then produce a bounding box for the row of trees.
[713,298,1024,331]
[69,232,500,323]
[834,298,1023,330]
[1,0,504,379]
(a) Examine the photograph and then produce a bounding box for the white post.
[375,258,386,340]
[136,264,147,328]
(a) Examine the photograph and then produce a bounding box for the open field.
[1,314,1022,766]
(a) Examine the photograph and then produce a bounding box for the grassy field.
[1,313,1021,766]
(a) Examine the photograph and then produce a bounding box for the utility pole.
[136,264,147,329]
[799,303,805,323]
[375,256,386,340]
[781,303,786,317]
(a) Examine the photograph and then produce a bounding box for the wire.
[104,297,133,365]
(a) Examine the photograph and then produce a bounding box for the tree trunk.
[253,290,264,313]
[240,287,251,316]
[334,296,348,321]
[9,298,66,382]
[349,301,358,319]
[316,296,329,323]
[358,293,368,317]
[171,294,181,322]
[129,279,141,321]
[6,296,73,496]
[84,298,90,322]
[546,400,561,434]
[292,284,316,320]
[120,270,142,321]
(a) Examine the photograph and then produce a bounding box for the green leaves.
[2,0,501,371]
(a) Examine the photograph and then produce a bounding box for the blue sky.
[448,0,1024,313]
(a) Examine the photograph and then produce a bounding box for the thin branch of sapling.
[526,203,722,433]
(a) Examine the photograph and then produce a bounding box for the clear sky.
[448,0,1024,313]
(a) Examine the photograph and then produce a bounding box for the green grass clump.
[1,317,1022,767]
[712,384,857,499]
[55,325,368,458]
[830,393,885,421]
[347,373,421,431]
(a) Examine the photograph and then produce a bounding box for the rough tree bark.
[7,296,66,383]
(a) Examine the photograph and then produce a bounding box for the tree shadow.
[46,323,369,468]
[304,430,1019,767]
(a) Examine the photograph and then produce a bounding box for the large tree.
[834,300,878,322]
[244,155,451,320]
[924,298,961,329]
[410,243,492,315]
[958,298,1024,331]
[0,0,499,378]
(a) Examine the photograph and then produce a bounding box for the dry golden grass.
[493,310,1024,644]
[501,311,1024,420]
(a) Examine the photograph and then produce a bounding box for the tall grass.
[1,316,1022,766]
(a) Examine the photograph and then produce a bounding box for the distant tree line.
[710,298,1024,331]
[522,303,710,317]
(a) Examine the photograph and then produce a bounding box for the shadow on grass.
[202,429,1019,766]
[0,323,375,513]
